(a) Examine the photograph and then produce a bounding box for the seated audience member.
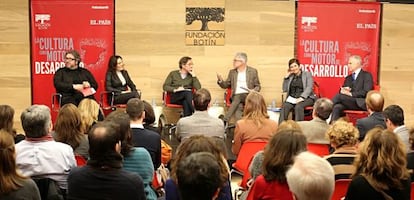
[324,120,359,180]
[126,98,161,168]
[105,55,140,104]
[247,129,307,200]
[0,104,25,143]
[331,55,373,122]
[217,52,261,125]
[176,88,225,141]
[232,91,277,155]
[356,90,386,141]
[78,98,101,134]
[345,128,410,200]
[68,122,146,200]
[407,128,414,181]
[105,110,157,200]
[177,152,224,200]
[16,105,76,190]
[166,135,231,200]
[163,56,201,117]
[0,131,41,200]
[286,151,335,200]
[143,100,160,134]
[54,50,98,106]
[297,98,333,144]
[53,103,89,159]
[279,58,316,124]
[383,104,410,151]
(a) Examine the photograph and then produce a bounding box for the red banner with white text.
[296,1,381,99]
[30,0,114,119]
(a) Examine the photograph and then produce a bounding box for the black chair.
[33,178,65,200]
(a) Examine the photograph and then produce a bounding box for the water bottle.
[272,99,276,109]
[152,98,156,107]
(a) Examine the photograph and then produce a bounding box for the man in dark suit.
[217,52,261,124]
[383,105,410,151]
[356,91,386,141]
[126,98,161,168]
[330,55,373,122]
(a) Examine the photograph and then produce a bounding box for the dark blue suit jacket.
[342,70,373,109]
[356,112,386,141]
[131,127,161,168]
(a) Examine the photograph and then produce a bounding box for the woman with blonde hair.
[54,103,89,159]
[78,98,100,134]
[232,91,278,155]
[345,128,410,200]
[0,130,41,199]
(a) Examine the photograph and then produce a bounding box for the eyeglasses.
[65,57,76,61]
[233,59,243,62]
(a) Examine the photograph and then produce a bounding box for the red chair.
[75,154,87,167]
[307,143,330,157]
[331,179,351,200]
[343,85,380,125]
[303,81,321,121]
[51,93,62,112]
[224,88,232,107]
[98,80,141,115]
[411,182,414,200]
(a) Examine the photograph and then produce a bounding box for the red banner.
[296,1,381,99]
[30,0,114,120]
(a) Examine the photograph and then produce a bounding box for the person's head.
[286,151,335,200]
[277,120,302,132]
[365,90,384,112]
[347,55,362,73]
[105,110,133,157]
[243,91,269,126]
[142,100,156,126]
[262,129,307,182]
[177,152,222,200]
[54,103,83,150]
[78,98,100,133]
[179,56,193,73]
[107,55,124,73]
[193,88,211,111]
[353,127,409,191]
[0,105,15,134]
[383,105,404,130]
[326,120,359,149]
[312,98,333,121]
[20,105,51,138]
[87,121,122,168]
[126,98,145,121]
[288,58,301,75]
[233,52,248,69]
[409,128,414,151]
[65,50,81,69]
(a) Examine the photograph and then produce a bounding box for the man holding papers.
[217,52,261,125]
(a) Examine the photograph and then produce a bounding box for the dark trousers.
[114,91,140,104]
[279,98,314,124]
[171,90,194,117]
[224,93,248,122]
[331,93,366,122]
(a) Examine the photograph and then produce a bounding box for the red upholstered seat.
[331,179,351,200]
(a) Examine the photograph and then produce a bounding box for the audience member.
[279,58,316,124]
[217,52,261,125]
[286,151,335,200]
[16,105,76,190]
[247,129,307,200]
[163,56,201,117]
[277,119,302,132]
[0,131,41,200]
[126,98,161,168]
[345,128,410,200]
[324,120,359,180]
[232,91,277,155]
[53,50,98,106]
[67,122,146,200]
[383,104,410,151]
[78,98,101,134]
[356,90,386,141]
[105,55,140,104]
[0,104,25,143]
[331,55,373,122]
[177,152,223,200]
[176,88,225,141]
[53,103,89,159]
[297,98,333,144]
[105,110,157,200]
[407,128,414,181]
[143,100,160,134]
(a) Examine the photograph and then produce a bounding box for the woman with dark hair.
[0,105,25,143]
[105,55,140,104]
[0,130,41,199]
[143,100,160,134]
[279,58,316,124]
[345,128,411,200]
[247,129,307,200]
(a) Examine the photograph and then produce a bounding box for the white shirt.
[352,68,362,80]
[235,70,248,94]
[116,71,126,85]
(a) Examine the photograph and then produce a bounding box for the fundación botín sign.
[185,0,225,46]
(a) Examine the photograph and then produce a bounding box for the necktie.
[352,72,356,81]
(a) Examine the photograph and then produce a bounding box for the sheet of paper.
[286,96,297,104]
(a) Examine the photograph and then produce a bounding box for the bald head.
[365,91,384,112]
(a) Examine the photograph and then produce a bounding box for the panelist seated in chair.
[54,50,98,106]
[217,52,261,124]
[330,55,373,122]
[105,55,140,105]
[279,58,316,124]
[163,56,201,117]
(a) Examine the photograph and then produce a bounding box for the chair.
[331,179,351,200]
[224,87,232,107]
[307,143,330,157]
[98,80,141,115]
[411,182,414,200]
[343,84,380,125]
[158,91,185,136]
[51,93,62,112]
[303,81,321,121]
[75,154,87,166]
[33,177,65,200]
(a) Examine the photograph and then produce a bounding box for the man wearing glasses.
[53,50,98,106]
[217,52,261,126]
